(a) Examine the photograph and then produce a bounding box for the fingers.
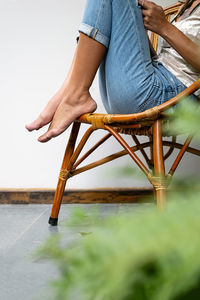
[139,0,166,34]
[138,0,154,9]
[138,0,144,7]
[138,0,164,20]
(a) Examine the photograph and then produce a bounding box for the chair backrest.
[150,2,182,52]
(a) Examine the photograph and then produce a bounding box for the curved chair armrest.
[157,78,200,112]
[164,2,182,15]
[78,79,200,126]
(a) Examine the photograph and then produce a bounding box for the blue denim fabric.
[79,0,187,114]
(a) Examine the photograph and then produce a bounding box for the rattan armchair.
[49,2,200,226]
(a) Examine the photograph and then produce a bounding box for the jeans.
[79,0,186,114]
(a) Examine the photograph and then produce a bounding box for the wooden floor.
[0,188,153,204]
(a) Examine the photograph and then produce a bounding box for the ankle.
[63,86,91,104]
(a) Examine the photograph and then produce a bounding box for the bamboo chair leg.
[149,137,157,201]
[153,120,166,211]
[149,136,154,171]
[49,122,80,226]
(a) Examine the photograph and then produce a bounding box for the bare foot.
[26,53,78,132]
[25,90,64,132]
[38,90,97,143]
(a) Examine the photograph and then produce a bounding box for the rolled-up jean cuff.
[78,23,109,48]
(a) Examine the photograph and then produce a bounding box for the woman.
[26,0,200,143]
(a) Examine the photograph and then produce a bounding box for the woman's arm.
[139,0,200,71]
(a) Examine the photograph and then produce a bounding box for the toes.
[25,119,42,132]
[25,123,35,132]
[26,114,51,132]
[38,133,51,143]
[38,129,59,143]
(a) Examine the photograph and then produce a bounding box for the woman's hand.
[138,0,169,35]
[138,0,200,72]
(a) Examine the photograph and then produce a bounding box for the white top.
[155,6,200,89]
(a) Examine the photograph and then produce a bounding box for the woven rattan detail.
[114,126,153,136]
[148,174,172,190]
[86,115,105,129]
[112,119,177,136]
[59,169,71,181]
[103,115,114,124]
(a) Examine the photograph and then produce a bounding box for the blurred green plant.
[37,195,200,300]
[105,165,146,179]
[165,97,200,137]
[36,99,200,300]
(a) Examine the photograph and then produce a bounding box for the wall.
[0,0,199,189]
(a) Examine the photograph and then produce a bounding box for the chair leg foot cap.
[49,217,58,226]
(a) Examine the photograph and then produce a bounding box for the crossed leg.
[26,0,159,142]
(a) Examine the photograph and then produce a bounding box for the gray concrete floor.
[0,203,152,300]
